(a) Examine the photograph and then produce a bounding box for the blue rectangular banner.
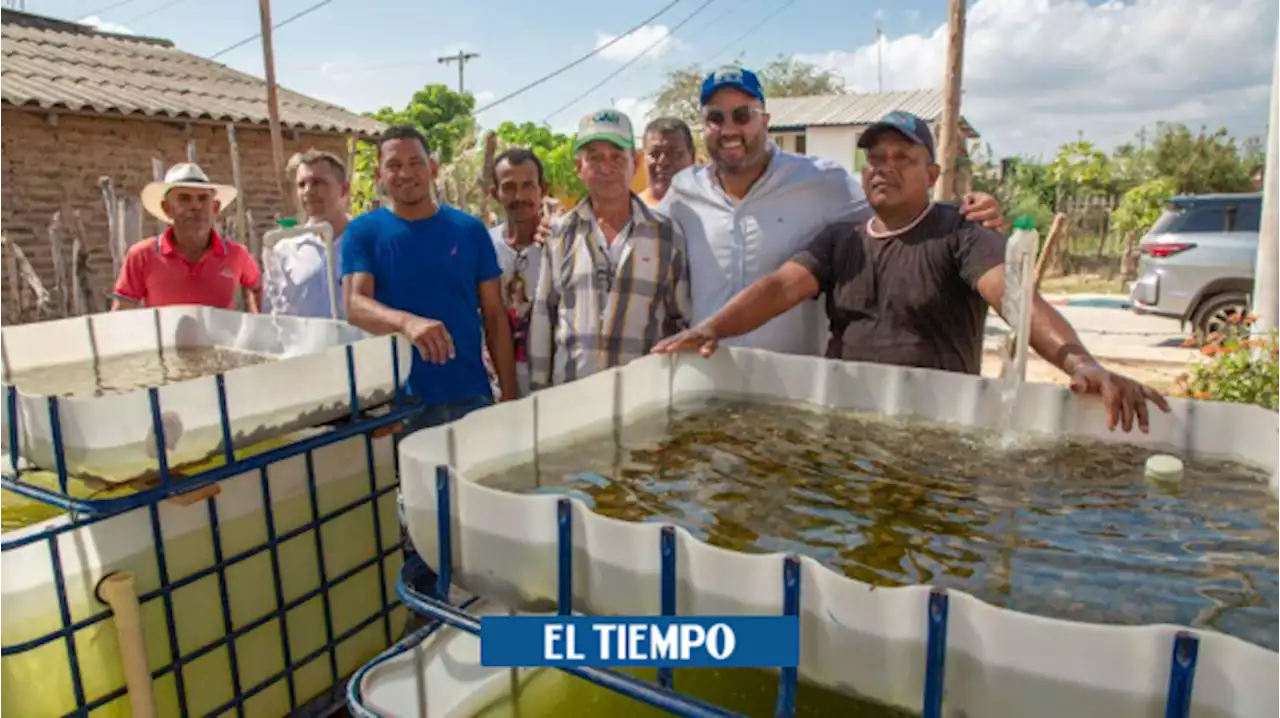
[479,615,799,668]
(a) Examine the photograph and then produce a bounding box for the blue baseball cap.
[699,65,765,106]
[857,111,936,161]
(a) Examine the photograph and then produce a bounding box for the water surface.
[479,398,1279,650]
[5,347,273,398]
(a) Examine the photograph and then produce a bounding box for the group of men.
[111,64,1169,438]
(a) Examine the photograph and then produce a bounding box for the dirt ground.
[980,350,1186,395]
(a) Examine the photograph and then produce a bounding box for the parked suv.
[1129,192,1261,341]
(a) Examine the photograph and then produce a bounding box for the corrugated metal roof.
[0,9,384,136]
[766,90,977,137]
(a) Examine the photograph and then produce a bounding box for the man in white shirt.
[486,148,553,396]
[261,149,351,318]
[659,65,1005,357]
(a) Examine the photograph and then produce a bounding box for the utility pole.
[934,0,967,202]
[257,0,293,218]
[1252,40,1279,333]
[438,51,480,95]
[876,19,884,93]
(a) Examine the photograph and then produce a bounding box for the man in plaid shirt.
[529,109,690,389]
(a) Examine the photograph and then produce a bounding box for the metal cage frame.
[1,341,417,718]
[345,465,1203,718]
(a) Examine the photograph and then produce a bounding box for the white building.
[767,90,979,192]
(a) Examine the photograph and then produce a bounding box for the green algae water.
[470,666,912,718]
[4,346,273,398]
[1,346,278,531]
[479,398,1279,652]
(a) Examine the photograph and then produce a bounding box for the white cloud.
[473,90,495,104]
[596,25,675,62]
[796,0,1277,158]
[77,15,135,35]
[615,96,656,128]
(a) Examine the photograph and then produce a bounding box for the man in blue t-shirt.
[341,124,518,432]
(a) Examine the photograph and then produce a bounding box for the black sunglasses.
[702,106,763,128]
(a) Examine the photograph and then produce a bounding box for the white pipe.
[1252,38,1279,334]
[1004,225,1039,382]
[98,572,158,718]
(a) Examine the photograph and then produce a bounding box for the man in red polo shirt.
[112,163,262,311]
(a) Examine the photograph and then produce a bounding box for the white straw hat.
[140,163,238,223]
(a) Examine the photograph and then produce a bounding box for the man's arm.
[478,278,518,401]
[703,262,820,340]
[654,222,840,355]
[973,265,1098,374]
[343,273,411,334]
[528,235,560,390]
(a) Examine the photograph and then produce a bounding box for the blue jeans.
[397,394,493,599]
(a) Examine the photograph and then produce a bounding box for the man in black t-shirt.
[654,111,1170,434]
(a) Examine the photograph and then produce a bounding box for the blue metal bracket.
[2,342,413,517]
[371,465,1209,718]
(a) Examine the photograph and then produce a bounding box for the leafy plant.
[1178,315,1278,411]
[1111,177,1178,238]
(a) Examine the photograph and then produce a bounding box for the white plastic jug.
[1003,216,1040,382]
[261,219,340,320]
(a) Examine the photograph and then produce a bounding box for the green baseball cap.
[574,108,635,152]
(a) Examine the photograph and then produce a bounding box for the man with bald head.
[658,65,1007,358]
[656,111,1171,435]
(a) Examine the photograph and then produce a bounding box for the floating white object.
[0,306,411,483]
[400,348,1280,718]
[1146,454,1185,482]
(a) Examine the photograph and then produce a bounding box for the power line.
[543,0,719,123]
[78,0,146,19]
[698,0,799,66]
[121,0,193,24]
[206,0,336,61]
[471,0,685,116]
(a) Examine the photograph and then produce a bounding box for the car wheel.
[1192,291,1251,343]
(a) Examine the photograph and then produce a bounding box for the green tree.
[493,121,586,203]
[1047,140,1112,200]
[371,83,476,164]
[1149,122,1255,195]
[649,57,846,130]
[349,84,478,212]
[1112,176,1179,237]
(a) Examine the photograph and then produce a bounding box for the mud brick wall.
[0,109,349,324]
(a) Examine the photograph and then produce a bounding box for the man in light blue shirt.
[659,65,1005,357]
[261,149,351,319]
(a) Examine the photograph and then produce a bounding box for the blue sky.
[39,0,1280,158]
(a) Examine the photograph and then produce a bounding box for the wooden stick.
[5,234,53,319]
[1033,212,1068,291]
[933,0,967,202]
[48,211,70,317]
[225,123,249,248]
[119,197,141,255]
[98,176,123,279]
[150,158,167,237]
[476,130,497,223]
[257,0,291,219]
[345,134,357,185]
[70,229,92,316]
[4,232,25,322]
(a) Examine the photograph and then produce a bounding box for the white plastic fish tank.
[1,306,408,484]
[397,348,1279,718]
[0,306,413,717]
